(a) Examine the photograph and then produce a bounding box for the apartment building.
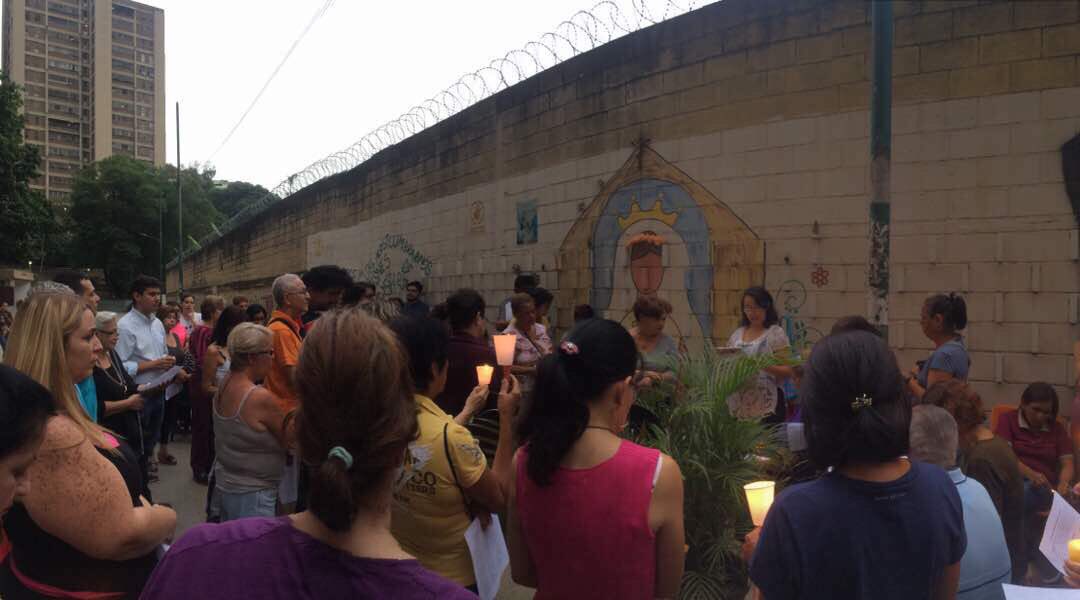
[2,0,165,203]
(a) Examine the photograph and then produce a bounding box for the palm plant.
[633,348,802,600]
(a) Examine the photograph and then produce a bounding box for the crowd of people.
[0,264,1078,598]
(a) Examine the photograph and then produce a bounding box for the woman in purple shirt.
[141,309,476,600]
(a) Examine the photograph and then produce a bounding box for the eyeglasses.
[99,329,118,335]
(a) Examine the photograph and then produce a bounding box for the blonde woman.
[1,292,176,597]
[213,323,293,521]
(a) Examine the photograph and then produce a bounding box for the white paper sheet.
[1003,583,1080,599]
[137,366,182,393]
[464,514,509,600]
[1039,491,1080,575]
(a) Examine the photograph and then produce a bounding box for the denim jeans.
[219,487,278,522]
[140,391,165,459]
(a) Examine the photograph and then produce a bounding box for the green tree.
[209,180,276,220]
[69,156,222,295]
[0,72,55,265]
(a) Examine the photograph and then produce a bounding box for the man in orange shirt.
[267,273,308,511]
[266,274,308,413]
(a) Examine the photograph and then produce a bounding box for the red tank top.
[516,440,660,600]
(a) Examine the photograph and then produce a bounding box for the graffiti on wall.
[354,234,433,296]
[774,279,824,352]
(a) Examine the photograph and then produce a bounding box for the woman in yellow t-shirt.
[388,316,520,591]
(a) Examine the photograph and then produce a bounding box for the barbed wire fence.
[178,0,708,265]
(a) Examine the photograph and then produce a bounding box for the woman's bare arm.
[507,450,537,588]
[26,417,176,561]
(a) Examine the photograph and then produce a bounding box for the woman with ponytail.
[907,292,971,401]
[746,330,965,600]
[507,318,685,600]
[142,309,475,599]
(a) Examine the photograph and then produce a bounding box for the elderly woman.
[502,292,552,398]
[213,323,293,521]
[2,292,175,597]
[909,405,1012,598]
[93,311,146,471]
[727,286,793,421]
[745,331,964,600]
[907,293,970,400]
[630,296,682,386]
[141,310,475,599]
[927,380,1025,583]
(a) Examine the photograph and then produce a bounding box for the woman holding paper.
[2,291,175,597]
[507,318,686,600]
[745,330,964,600]
[389,316,521,592]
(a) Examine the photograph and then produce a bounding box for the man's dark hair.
[302,265,354,292]
[232,296,249,306]
[513,274,538,292]
[528,287,553,309]
[129,274,163,297]
[388,316,449,393]
[52,270,89,295]
[407,281,423,294]
[802,331,910,469]
[342,282,376,306]
[573,304,595,322]
[830,315,881,337]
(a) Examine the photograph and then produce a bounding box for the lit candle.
[493,334,517,371]
[476,364,494,386]
[1069,539,1080,563]
[744,481,776,527]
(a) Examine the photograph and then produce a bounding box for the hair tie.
[851,394,873,412]
[327,446,354,470]
[559,341,580,356]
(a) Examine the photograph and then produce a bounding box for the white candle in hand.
[493,334,516,367]
[744,481,776,527]
[476,364,494,386]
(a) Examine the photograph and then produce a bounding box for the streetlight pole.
[176,102,184,295]
[867,0,893,341]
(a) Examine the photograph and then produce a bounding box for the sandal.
[157,453,178,466]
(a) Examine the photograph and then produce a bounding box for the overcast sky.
[153,0,617,189]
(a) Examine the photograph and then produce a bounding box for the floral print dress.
[726,325,791,420]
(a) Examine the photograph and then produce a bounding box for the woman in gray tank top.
[213,323,295,522]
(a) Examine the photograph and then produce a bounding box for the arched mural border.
[557,144,765,344]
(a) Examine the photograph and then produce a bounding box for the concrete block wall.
[170,0,1080,410]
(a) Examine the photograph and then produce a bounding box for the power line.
[207,0,335,162]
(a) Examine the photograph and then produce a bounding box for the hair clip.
[851,394,873,412]
[560,341,580,356]
[327,446,354,470]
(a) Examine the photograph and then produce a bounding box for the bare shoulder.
[41,415,87,452]
[657,453,684,491]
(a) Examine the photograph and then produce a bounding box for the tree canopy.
[68,157,223,296]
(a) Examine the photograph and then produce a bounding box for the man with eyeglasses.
[266,274,308,412]
[266,273,309,512]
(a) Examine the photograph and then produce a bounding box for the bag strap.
[443,422,475,520]
[268,317,304,341]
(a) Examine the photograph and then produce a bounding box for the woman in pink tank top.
[507,318,685,600]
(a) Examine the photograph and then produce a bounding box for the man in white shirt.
[116,275,176,476]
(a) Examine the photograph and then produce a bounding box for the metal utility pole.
[867,0,893,341]
[176,102,184,294]
[158,195,164,284]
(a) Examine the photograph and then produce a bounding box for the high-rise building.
[2,0,165,204]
